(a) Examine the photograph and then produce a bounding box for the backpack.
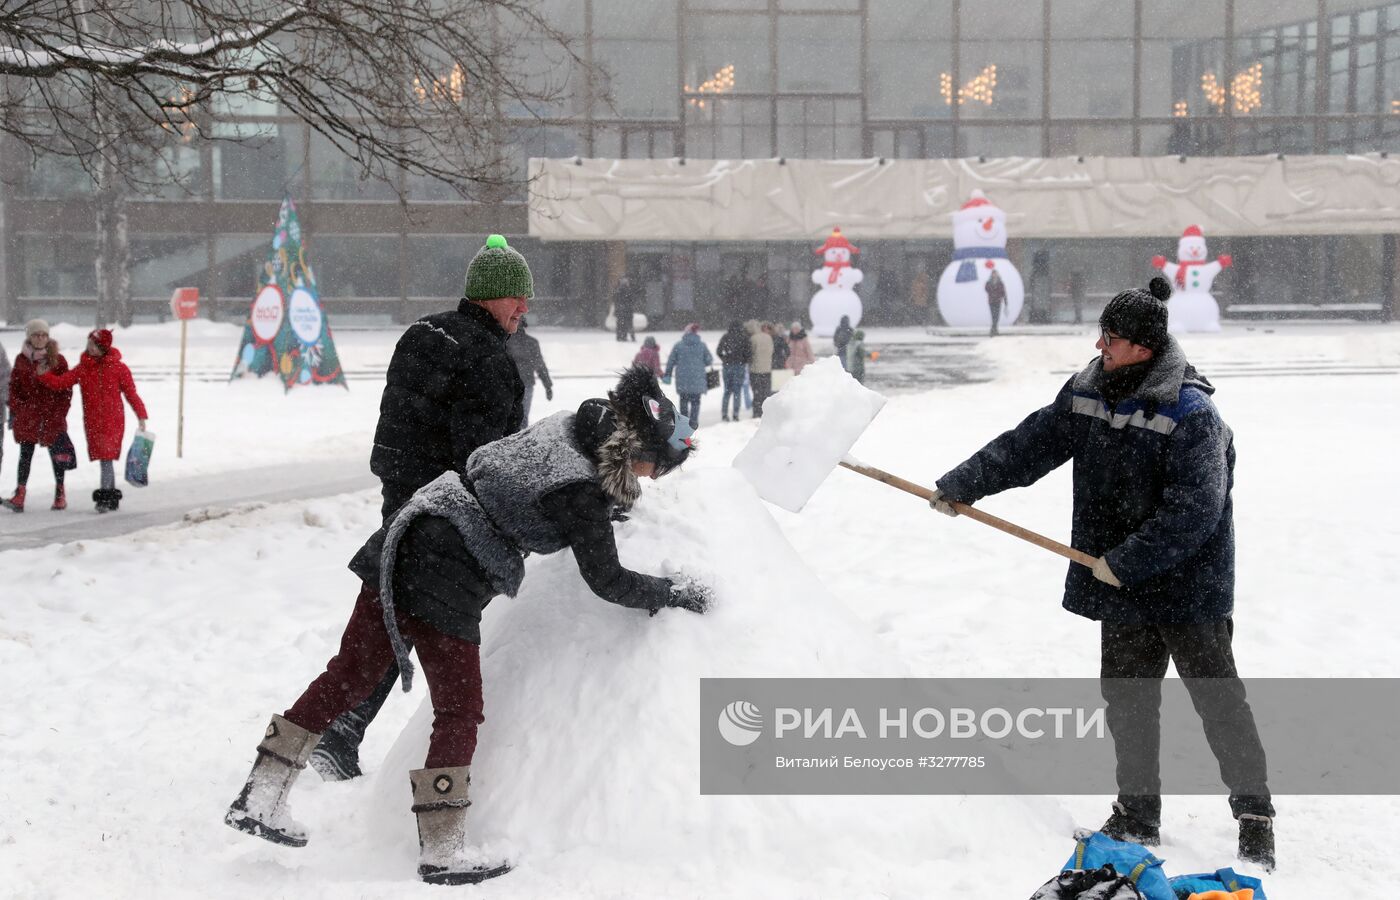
[1029,864,1145,899]
[1167,868,1266,899]
[1061,831,1173,900]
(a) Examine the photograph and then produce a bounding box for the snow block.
[730,357,886,513]
[366,467,1057,880]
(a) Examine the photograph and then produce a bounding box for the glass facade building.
[3,0,1398,326]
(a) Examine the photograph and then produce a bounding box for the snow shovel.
[836,459,1098,569]
[731,357,1098,569]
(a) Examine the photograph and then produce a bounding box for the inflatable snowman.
[1152,225,1231,333]
[936,190,1024,329]
[809,227,864,338]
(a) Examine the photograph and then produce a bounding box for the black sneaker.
[1237,814,1275,872]
[1100,801,1160,846]
[309,726,363,782]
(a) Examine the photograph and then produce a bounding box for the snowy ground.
[1,319,1398,898]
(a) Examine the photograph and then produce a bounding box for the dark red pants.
[284,584,485,769]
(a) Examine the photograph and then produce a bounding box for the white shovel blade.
[732,357,886,513]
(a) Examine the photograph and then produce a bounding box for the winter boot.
[308,720,363,782]
[225,714,320,847]
[1099,801,1161,846]
[1237,814,1276,872]
[3,485,25,512]
[51,484,66,511]
[93,488,122,513]
[411,766,511,885]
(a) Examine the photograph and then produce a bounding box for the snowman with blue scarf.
[936,189,1024,329]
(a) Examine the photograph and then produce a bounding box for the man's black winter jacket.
[369,301,523,507]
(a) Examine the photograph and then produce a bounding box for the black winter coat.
[833,322,854,354]
[717,325,752,365]
[370,302,523,506]
[936,337,1235,625]
[771,333,790,369]
[507,329,553,390]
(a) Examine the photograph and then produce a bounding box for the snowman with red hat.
[1152,225,1231,333]
[808,227,864,338]
[936,189,1024,329]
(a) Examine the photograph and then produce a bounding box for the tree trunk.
[94,152,132,328]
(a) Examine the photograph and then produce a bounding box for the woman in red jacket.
[5,320,74,512]
[39,329,148,513]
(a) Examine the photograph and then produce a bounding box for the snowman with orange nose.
[936,189,1024,329]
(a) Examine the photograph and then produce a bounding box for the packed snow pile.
[366,465,1057,881]
[731,357,886,512]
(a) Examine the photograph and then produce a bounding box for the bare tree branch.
[0,0,587,197]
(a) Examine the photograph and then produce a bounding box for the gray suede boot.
[411,766,511,885]
[224,714,320,847]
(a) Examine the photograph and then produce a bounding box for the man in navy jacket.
[930,277,1275,872]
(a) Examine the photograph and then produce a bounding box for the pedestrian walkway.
[0,457,375,552]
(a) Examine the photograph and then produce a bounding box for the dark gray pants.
[1100,618,1274,824]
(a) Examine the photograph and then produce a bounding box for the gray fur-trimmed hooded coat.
[356,409,675,690]
[936,336,1236,625]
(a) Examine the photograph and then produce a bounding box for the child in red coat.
[5,319,74,512]
[39,329,148,512]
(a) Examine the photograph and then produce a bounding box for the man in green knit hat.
[310,234,535,782]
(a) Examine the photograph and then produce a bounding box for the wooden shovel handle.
[837,460,1099,569]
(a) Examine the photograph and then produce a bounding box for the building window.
[312,235,402,299]
[308,130,398,202]
[1141,0,1228,121]
[683,13,773,98]
[776,14,861,93]
[1050,40,1135,118]
[777,97,861,157]
[958,124,1043,158]
[213,121,304,200]
[687,97,773,156]
[868,0,953,120]
[595,40,681,119]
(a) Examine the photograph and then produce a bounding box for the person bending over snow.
[225,366,711,886]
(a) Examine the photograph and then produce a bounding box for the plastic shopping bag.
[125,429,156,487]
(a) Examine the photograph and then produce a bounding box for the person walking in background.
[507,317,553,428]
[613,272,641,342]
[0,334,9,479]
[5,320,74,512]
[833,315,854,370]
[632,335,664,378]
[37,329,147,513]
[768,323,790,371]
[985,268,1007,337]
[786,322,816,375]
[716,319,751,423]
[846,329,868,384]
[746,320,774,418]
[663,323,713,429]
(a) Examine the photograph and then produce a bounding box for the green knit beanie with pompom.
[464,234,534,300]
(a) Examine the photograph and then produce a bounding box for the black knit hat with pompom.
[1099,276,1171,352]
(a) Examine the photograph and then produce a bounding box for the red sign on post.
[170,287,200,320]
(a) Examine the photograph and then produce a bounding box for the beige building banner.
[528,154,1400,242]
